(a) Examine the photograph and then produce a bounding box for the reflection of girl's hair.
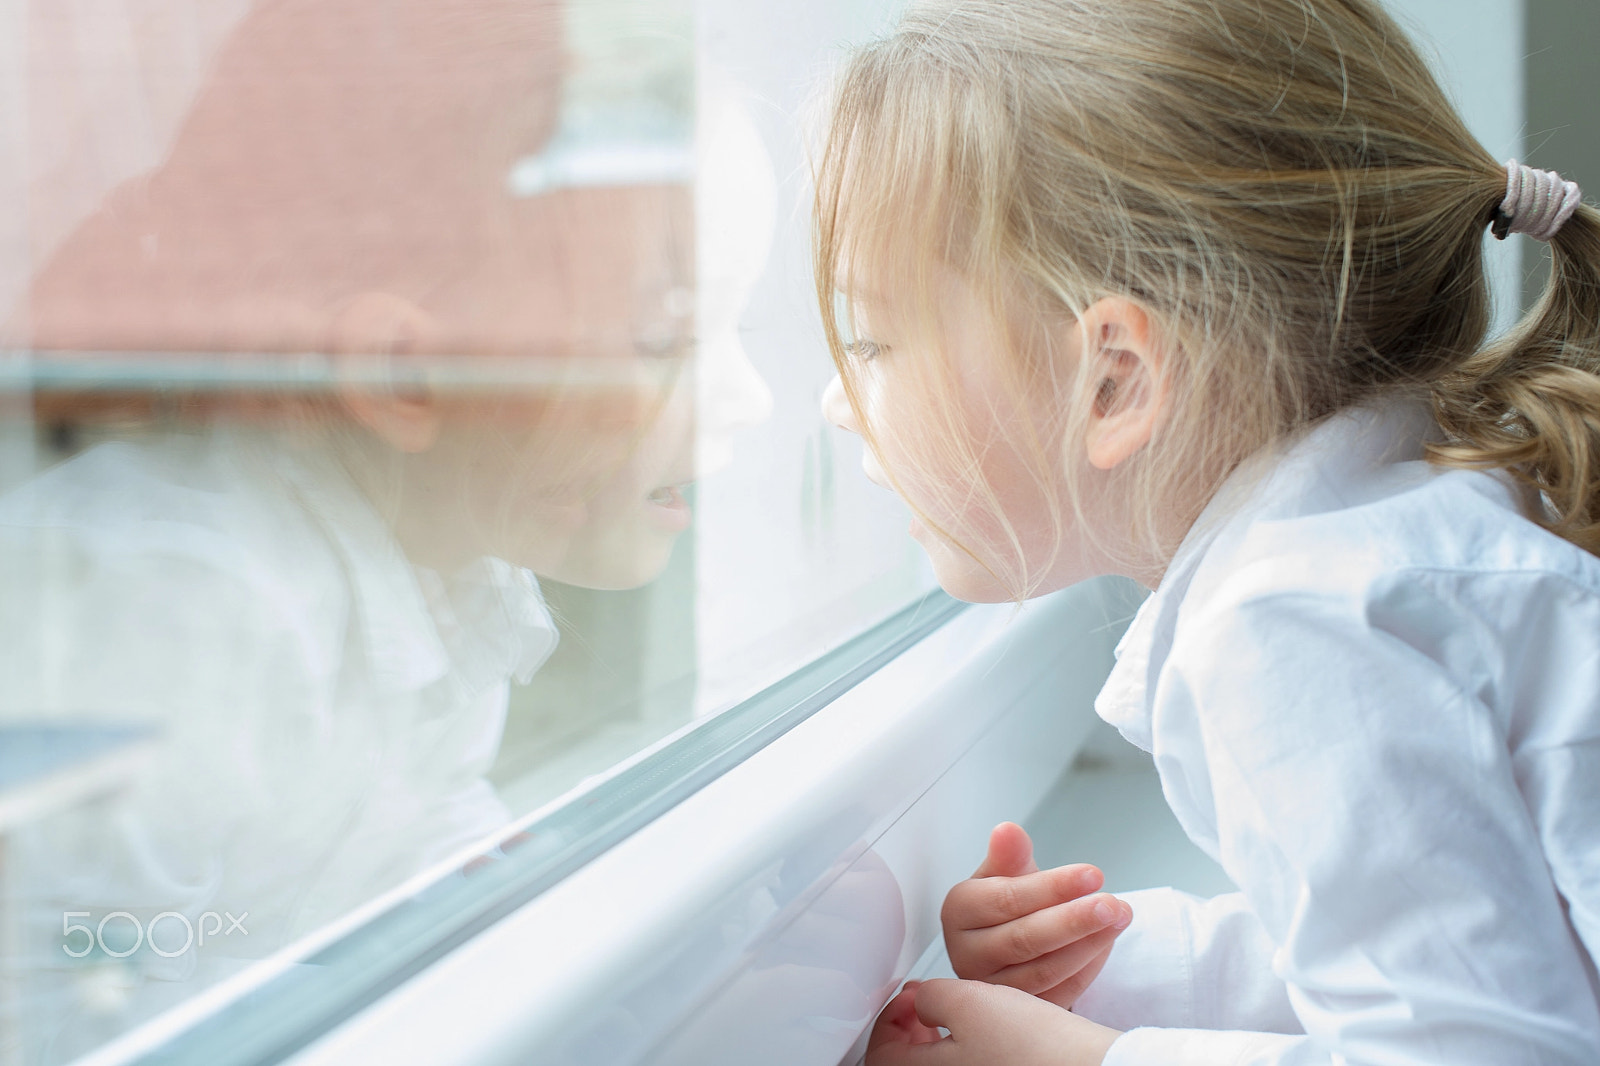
[25,182,694,462]
[815,0,1600,596]
[16,0,697,515]
[17,0,568,438]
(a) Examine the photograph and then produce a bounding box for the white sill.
[878,729,1238,1055]
[286,577,1140,1066]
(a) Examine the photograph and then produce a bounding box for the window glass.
[0,2,923,1062]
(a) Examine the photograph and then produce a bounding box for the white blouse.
[0,428,558,1062]
[1074,402,1600,1064]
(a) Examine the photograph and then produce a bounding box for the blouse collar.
[1095,400,1437,750]
[273,441,557,696]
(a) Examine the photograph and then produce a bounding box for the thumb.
[909,978,994,1036]
[972,822,1038,878]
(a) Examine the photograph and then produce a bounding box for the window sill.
[285,577,1138,1066]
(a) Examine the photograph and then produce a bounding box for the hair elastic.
[1492,159,1583,242]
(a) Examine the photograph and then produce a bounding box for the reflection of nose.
[697,332,772,435]
[694,332,774,477]
[708,334,773,433]
[820,374,858,434]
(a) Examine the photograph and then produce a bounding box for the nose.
[699,332,774,435]
[691,331,773,479]
[821,374,859,434]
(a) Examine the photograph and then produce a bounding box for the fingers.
[942,863,1105,931]
[909,978,1034,1037]
[948,892,1130,983]
[1040,938,1117,1010]
[971,822,1038,878]
[990,923,1123,998]
[907,977,972,1029]
[866,983,955,1066]
[869,979,1104,1066]
[877,984,930,1035]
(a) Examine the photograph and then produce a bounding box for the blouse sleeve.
[1097,573,1600,1065]
[1072,888,1301,1035]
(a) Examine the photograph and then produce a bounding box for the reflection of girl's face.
[19,0,774,591]
[396,184,766,589]
[545,361,701,589]
[406,360,700,591]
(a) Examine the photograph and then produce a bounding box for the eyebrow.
[833,284,891,310]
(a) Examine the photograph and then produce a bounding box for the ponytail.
[1430,202,1600,555]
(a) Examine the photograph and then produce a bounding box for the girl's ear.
[1076,297,1171,471]
[327,292,442,454]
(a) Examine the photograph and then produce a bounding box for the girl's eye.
[845,339,886,362]
[634,323,693,359]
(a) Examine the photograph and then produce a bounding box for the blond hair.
[814,0,1600,594]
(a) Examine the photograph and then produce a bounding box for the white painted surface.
[285,578,1134,1066]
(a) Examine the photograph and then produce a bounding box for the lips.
[646,470,694,505]
[643,482,693,532]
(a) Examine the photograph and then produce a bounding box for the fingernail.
[1093,899,1132,929]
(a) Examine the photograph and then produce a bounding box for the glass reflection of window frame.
[8,351,694,394]
[104,590,963,1066]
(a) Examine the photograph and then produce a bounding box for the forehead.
[839,261,996,328]
[416,183,694,356]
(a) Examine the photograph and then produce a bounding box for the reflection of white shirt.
[1076,402,1600,1064]
[0,427,556,1062]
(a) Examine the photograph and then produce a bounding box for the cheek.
[852,355,1062,555]
[910,527,1017,603]
[855,369,941,493]
[912,408,1069,590]
[984,440,1062,539]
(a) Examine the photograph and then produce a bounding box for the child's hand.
[865,978,1121,1066]
[942,823,1131,1009]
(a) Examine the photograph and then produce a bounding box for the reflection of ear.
[327,292,441,453]
[1077,297,1171,471]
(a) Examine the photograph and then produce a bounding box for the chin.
[934,575,1017,604]
[544,532,680,591]
[926,549,1018,604]
[919,522,1100,603]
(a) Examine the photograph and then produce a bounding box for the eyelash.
[845,339,886,362]
[634,326,696,359]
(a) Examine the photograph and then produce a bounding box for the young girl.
[814,1,1600,1063]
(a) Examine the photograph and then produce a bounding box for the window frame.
[265,577,1135,1066]
[53,590,954,1066]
